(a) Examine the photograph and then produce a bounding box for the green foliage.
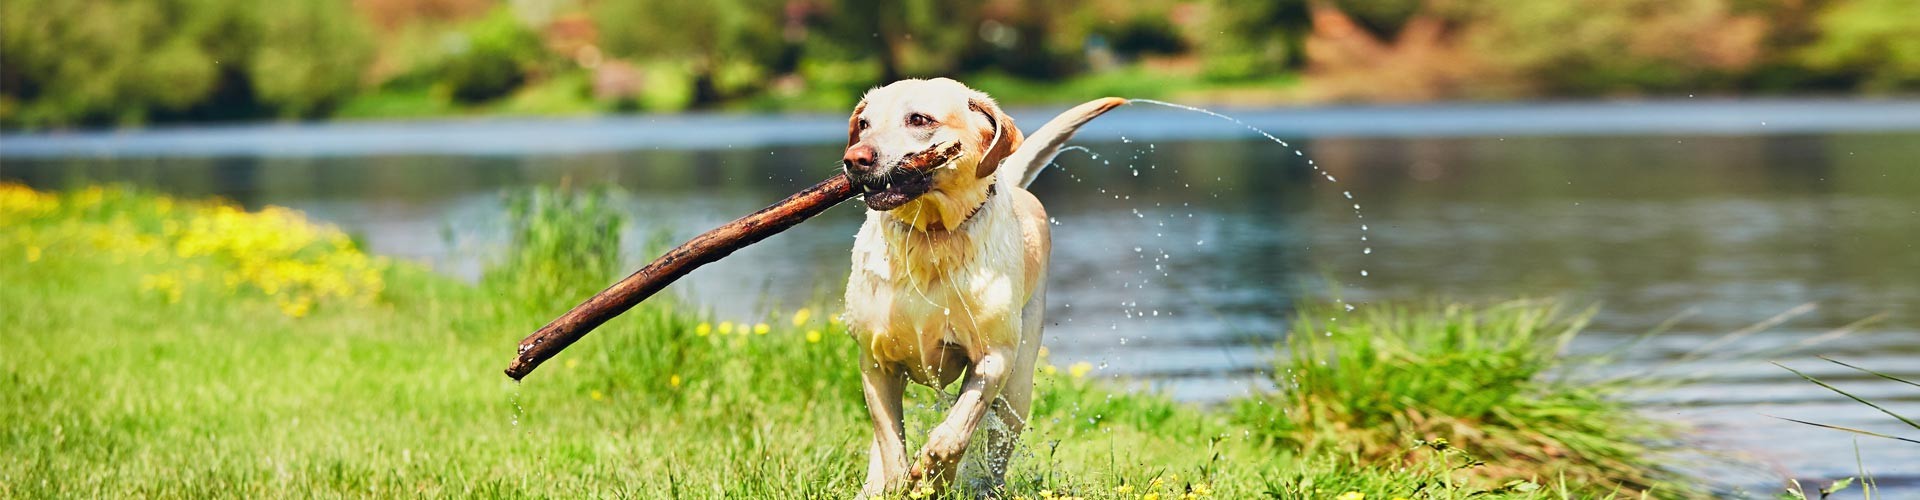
[1800,0,1920,91]
[592,0,787,104]
[7,0,1917,128]
[438,7,545,104]
[1201,0,1309,80]
[484,185,627,305]
[0,0,374,128]
[1,0,218,127]
[249,0,377,117]
[1235,300,1676,495]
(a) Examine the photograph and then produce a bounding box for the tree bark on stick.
[504,96,1128,381]
[505,174,855,380]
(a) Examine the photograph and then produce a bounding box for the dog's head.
[843,78,1021,216]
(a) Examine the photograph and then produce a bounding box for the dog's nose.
[843,144,876,175]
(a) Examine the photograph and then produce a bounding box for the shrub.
[437,7,545,104]
[248,0,378,117]
[1799,0,1920,92]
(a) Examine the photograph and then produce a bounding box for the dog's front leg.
[858,353,910,498]
[910,348,1012,489]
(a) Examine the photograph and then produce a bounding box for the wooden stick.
[504,97,1129,381]
[505,174,855,380]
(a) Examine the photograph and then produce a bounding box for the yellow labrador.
[840,78,1124,496]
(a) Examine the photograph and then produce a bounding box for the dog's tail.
[1006,97,1128,189]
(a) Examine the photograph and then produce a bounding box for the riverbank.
[7,98,1920,159]
[0,184,1697,498]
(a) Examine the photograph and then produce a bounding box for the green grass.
[0,184,1679,498]
[1236,302,1677,495]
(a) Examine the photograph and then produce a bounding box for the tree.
[1201,0,1311,80]
[593,0,787,105]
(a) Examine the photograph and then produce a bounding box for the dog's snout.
[843,144,877,174]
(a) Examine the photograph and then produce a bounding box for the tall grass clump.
[1236,300,1677,495]
[484,185,626,305]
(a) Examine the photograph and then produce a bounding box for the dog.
[839,78,1124,497]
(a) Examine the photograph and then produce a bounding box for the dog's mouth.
[850,142,962,211]
[853,169,934,211]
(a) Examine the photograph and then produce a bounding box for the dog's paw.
[859,467,910,499]
[910,425,970,483]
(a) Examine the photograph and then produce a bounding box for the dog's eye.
[857,118,869,130]
[906,113,935,127]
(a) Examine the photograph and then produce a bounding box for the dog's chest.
[843,209,1027,369]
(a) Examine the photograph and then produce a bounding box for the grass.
[1769,355,1920,498]
[1236,302,1675,495]
[0,184,1680,498]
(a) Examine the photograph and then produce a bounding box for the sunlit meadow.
[2,184,1686,498]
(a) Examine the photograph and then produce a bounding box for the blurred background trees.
[2,0,1916,129]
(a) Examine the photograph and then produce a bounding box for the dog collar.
[956,183,997,228]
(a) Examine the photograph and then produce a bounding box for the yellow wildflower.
[1336,492,1365,500]
[590,390,604,400]
[1115,484,1133,494]
[25,246,42,263]
[566,359,579,369]
[695,322,712,336]
[791,308,812,326]
[276,296,313,318]
[140,273,184,303]
[1069,361,1093,379]
[669,374,683,388]
[1043,364,1058,376]
[0,183,59,219]
[806,330,822,343]
[753,323,769,335]
[718,321,734,335]
[1143,493,1161,500]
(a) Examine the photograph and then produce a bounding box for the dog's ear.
[968,97,1022,179]
[847,100,868,148]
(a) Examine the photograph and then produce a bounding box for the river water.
[5,99,1917,495]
